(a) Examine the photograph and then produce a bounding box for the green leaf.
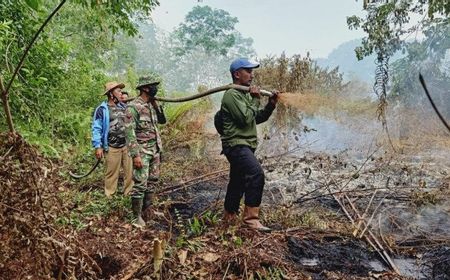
[25,0,41,11]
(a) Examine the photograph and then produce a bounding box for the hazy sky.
[151,0,366,58]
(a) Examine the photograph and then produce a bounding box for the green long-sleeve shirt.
[220,88,275,149]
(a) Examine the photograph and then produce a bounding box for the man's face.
[111,87,122,100]
[142,85,158,97]
[233,68,254,86]
[120,93,128,102]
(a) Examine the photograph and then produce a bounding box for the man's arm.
[255,92,278,124]
[150,99,166,124]
[91,106,103,149]
[156,106,166,124]
[223,90,259,127]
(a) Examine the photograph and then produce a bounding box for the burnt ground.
[1,132,449,279]
[287,235,379,276]
[165,179,227,219]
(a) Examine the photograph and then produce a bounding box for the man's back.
[221,88,260,149]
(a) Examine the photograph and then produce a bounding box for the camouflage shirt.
[125,96,164,158]
[108,104,127,148]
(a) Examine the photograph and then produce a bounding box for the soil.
[288,235,379,277]
[1,131,449,280]
[166,179,227,219]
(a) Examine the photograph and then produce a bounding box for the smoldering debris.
[288,235,378,276]
[422,247,450,280]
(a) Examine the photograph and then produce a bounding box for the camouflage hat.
[136,75,161,90]
[103,81,125,95]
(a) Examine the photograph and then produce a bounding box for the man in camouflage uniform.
[125,75,166,227]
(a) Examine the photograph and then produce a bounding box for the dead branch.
[1,145,14,160]
[0,201,102,274]
[222,263,231,280]
[359,179,390,239]
[419,74,450,133]
[342,194,400,274]
[353,190,377,236]
[296,185,408,204]
[158,169,228,195]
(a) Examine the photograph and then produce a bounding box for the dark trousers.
[223,145,265,213]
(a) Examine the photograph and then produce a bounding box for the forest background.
[0,0,449,161]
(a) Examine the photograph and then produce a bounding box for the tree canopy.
[0,0,159,154]
[348,0,449,60]
[347,0,449,125]
[172,5,254,56]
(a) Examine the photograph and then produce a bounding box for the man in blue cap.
[219,58,279,232]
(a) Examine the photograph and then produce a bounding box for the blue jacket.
[91,101,126,151]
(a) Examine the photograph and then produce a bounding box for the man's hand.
[149,98,158,109]
[269,91,280,106]
[133,156,143,169]
[249,86,261,99]
[95,148,103,159]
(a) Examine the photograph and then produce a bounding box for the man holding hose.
[220,58,279,232]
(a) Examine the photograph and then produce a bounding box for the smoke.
[380,201,450,241]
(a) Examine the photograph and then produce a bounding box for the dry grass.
[384,104,450,155]
[254,53,345,94]
[0,133,100,279]
[277,90,376,118]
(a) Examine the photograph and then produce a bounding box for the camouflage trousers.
[131,152,161,199]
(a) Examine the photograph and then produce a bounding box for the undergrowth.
[56,190,131,230]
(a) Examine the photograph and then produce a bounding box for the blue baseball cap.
[229,58,260,73]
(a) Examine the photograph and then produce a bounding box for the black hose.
[69,159,101,179]
[125,84,273,103]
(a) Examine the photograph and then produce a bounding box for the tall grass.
[254,52,345,94]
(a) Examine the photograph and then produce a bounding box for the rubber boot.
[142,192,152,211]
[243,206,271,232]
[142,192,152,221]
[131,198,145,227]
